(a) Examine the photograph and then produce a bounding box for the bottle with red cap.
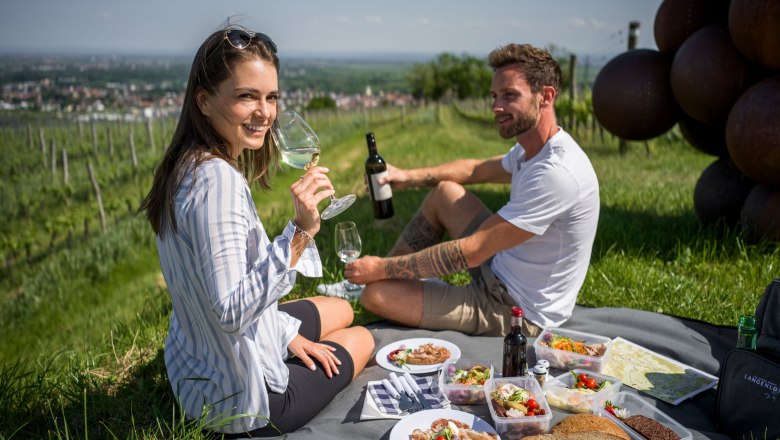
[502,306,528,377]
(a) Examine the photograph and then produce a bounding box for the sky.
[0,0,663,60]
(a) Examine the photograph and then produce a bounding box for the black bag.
[716,277,780,439]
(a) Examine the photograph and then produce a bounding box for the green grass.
[0,104,777,438]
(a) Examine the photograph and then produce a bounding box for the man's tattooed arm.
[384,240,469,279]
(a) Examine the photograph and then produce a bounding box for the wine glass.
[272,110,356,220]
[334,221,363,292]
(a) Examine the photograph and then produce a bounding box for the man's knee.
[429,181,466,203]
[359,283,383,313]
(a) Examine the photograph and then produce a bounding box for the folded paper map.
[602,337,719,405]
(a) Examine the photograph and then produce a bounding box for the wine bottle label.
[369,171,392,201]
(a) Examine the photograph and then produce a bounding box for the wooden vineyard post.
[87,161,107,233]
[107,125,114,157]
[160,116,167,149]
[39,127,46,168]
[62,148,69,186]
[569,53,577,134]
[146,117,155,153]
[91,120,98,155]
[129,125,138,168]
[50,138,57,177]
[27,123,33,149]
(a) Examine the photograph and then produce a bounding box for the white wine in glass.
[334,221,362,292]
[272,110,355,219]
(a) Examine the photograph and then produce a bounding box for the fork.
[382,378,413,412]
[396,371,425,412]
[389,373,417,411]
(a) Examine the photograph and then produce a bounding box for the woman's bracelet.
[292,222,315,247]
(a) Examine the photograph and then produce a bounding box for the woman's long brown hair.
[139,27,280,238]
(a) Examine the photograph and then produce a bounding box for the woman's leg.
[281,296,373,380]
[303,295,354,337]
[319,326,373,380]
[304,296,373,380]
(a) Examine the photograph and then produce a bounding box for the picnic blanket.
[269,305,736,439]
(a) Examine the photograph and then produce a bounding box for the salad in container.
[438,358,493,404]
[533,327,611,372]
[544,368,621,413]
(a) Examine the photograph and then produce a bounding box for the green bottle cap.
[738,314,756,331]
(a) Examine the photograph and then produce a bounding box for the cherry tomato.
[578,373,588,382]
[605,405,616,416]
[575,381,585,388]
[585,377,598,389]
[387,349,401,362]
[526,409,536,416]
[435,436,446,440]
[526,399,539,410]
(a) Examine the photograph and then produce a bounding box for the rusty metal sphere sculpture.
[670,24,756,125]
[678,114,729,157]
[726,76,780,187]
[694,158,756,227]
[729,0,780,70]
[592,49,679,141]
[654,0,730,54]
[741,185,780,242]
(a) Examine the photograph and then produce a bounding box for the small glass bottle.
[532,363,548,387]
[737,314,757,350]
[502,307,528,377]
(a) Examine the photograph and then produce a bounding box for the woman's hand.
[345,255,386,284]
[291,166,334,236]
[288,334,342,378]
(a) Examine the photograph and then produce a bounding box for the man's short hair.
[488,44,562,94]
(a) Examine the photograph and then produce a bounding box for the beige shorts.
[420,262,542,337]
[418,210,542,337]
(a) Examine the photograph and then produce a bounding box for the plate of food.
[389,408,499,440]
[376,338,461,374]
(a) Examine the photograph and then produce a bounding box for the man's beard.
[497,96,540,139]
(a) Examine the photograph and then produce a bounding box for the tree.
[406,53,492,101]
[306,96,336,110]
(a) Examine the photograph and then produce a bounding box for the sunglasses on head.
[224,28,277,53]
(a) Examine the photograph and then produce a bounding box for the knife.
[403,372,432,410]
[389,372,418,411]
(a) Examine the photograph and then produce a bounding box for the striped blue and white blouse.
[156,157,322,433]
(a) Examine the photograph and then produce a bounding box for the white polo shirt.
[492,129,600,328]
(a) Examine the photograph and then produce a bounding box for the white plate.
[389,408,499,440]
[375,337,461,374]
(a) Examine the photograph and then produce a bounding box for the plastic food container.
[438,358,494,404]
[484,376,553,438]
[533,327,612,373]
[592,391,693,440]
[543,368,622,413]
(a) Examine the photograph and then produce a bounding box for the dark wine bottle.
[365,132,394,219]
[502,307,528,377]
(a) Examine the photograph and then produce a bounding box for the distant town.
[0,54,417,121]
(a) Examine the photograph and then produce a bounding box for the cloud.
[365,15,383,24]
[336,16,350,24]
[416,17,430,26]
[590,19,607,29]
[566,17,587,28]
[508,19,524,28]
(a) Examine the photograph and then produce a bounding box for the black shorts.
[218,299,355,438]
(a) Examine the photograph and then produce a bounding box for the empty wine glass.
[334,221,363,292]
[272,110,355,219]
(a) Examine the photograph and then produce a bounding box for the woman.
[140,26,374,437]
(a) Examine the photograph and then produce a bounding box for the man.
[337,44,599,337]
